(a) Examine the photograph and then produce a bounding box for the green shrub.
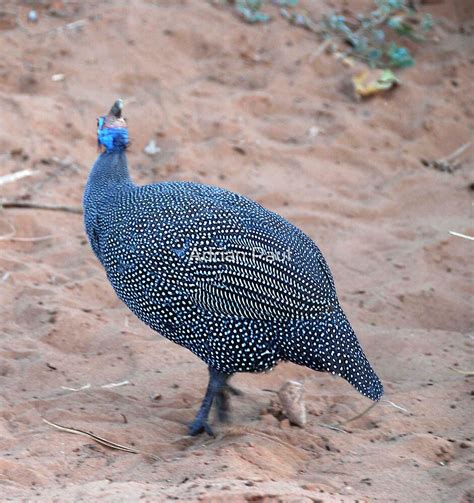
[219,0,434,69]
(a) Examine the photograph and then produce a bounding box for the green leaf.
[387,15,414,37]
[387,43,414,68]
[235,0,270,23]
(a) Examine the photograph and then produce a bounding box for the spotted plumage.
[83,101,383,435]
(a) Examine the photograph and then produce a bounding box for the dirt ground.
[0,1,473,501]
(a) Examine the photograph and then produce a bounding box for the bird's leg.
[224,382,243,396]
[188,367,228,436]
[215,385,231,423]
[214,376,243,423]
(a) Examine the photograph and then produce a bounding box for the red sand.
[0,1,473,501]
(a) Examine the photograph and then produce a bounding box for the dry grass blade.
[422,141,471,173]
[310,38,333,62]
[34,18,87,37]
[383,400,409,413]
[0,169,38,187]
[0,233,54,242]
[450,368,474,376]
[320,401,380,433]
[60,384,91,392]
[101,380,130,389]
[42,418,163,462]
[439,141,471,163]
[449,231,474,241]
[339,401,378,425]
[320,423,348,433]
[0,221,54,242]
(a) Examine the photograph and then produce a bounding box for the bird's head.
[97,99,129,151]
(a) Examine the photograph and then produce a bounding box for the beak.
[109,99,123,118]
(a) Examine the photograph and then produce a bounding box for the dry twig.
[421,142,471,173]
[42,418,162,462]
[1,201,82,214]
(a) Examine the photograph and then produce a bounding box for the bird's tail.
[280,308,383,401]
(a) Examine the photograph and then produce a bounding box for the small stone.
[28,10,38,23]
[307,126,320,138]
[423,119,434,132]
[233,145,246,155]
[144,139,161,156]
[278,380,307,427]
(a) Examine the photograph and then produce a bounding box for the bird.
[83,100,383,436]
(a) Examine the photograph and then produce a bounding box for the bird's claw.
[188,418,215,437]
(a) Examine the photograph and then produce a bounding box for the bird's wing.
[107,183,337,321]
[185,230,336,321]
[162,185,337,321]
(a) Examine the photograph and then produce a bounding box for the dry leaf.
[353,69,399,98]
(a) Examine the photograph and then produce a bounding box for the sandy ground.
[0,0,473,501]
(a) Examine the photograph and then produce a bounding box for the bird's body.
[83,101,383,435]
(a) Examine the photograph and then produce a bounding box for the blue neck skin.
[89,123,131,187]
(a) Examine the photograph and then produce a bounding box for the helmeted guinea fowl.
[83,100,383,436]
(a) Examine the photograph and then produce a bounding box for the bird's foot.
[188,417,215,437]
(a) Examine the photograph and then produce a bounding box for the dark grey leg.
[224,382,243,396]
[188,367,228,436]
[215,387,231,423]
[215,379,243,423]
